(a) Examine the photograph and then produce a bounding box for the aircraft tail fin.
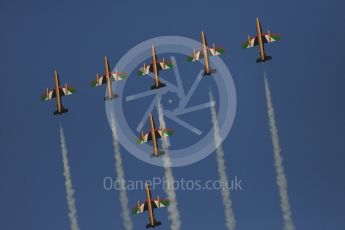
[104,94,119,101]
[146,220,162,228]
[256,55,272,63]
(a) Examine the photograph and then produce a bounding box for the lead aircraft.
[242,17,281,63]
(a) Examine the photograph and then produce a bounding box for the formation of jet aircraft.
[41,17,280,228]
[132,182,170,228]
[137,113,173,157]
[41,18,280,114]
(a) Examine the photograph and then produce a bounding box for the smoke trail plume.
[209,91,236,230]
[156,96,181,230]
[59,124,80,230]
[109,113,133,230]
[263,72,295,230]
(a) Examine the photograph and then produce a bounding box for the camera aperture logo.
[103,176,243,192]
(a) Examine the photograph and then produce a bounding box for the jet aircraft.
[242,17,281,63]
[137,113,173,157]
[187,31,225,75]
[132,182,170,228]
[41,70,76,115]
[91,56,127,100]
[138,46,173,90]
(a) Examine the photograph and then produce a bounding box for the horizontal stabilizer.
[150,82,166,90]
[104,94,119,101]
[151,150,165,158]
[53,107,68,115]
[256,55,272,63]
[203,68,216,76]
[146,220,162,228]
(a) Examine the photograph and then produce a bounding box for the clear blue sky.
[1,0,344,229]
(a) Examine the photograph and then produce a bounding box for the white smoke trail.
[263,72,295,230]
[109,113,133,230]
[209,91,236,230]
[156,96,181,230]
[59,124,80,230]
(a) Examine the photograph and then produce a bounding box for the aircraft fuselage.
[201,31,211,75]
[104,56,113,99]
[256,17,266,62]
[151,46,160,88]
[54,70,62,113]
[146,184,156,227]
[149,113,159,157]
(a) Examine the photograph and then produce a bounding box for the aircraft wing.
[187,47,224,62]
[156,128,173,138]
[208,47,225,56]
[91,75,107,87]
[91,72,127,87]
[242,34,281,49]
[152,198,170,209]
[242,36,258,49]
[132,202,147,214]
[138,64,152,76]
[111,72,127,81]
[138,61,173,76]
[41,89,55,101]
[136,129,173,144]
[41,86,76,101]
[157,61,174,70]
[137,132,150,144]
[60,86,76,96]
[132,199,170,214]
[262,33,281,43]
[187,49,203,62]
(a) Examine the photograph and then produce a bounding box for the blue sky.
[1,0,345,229]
